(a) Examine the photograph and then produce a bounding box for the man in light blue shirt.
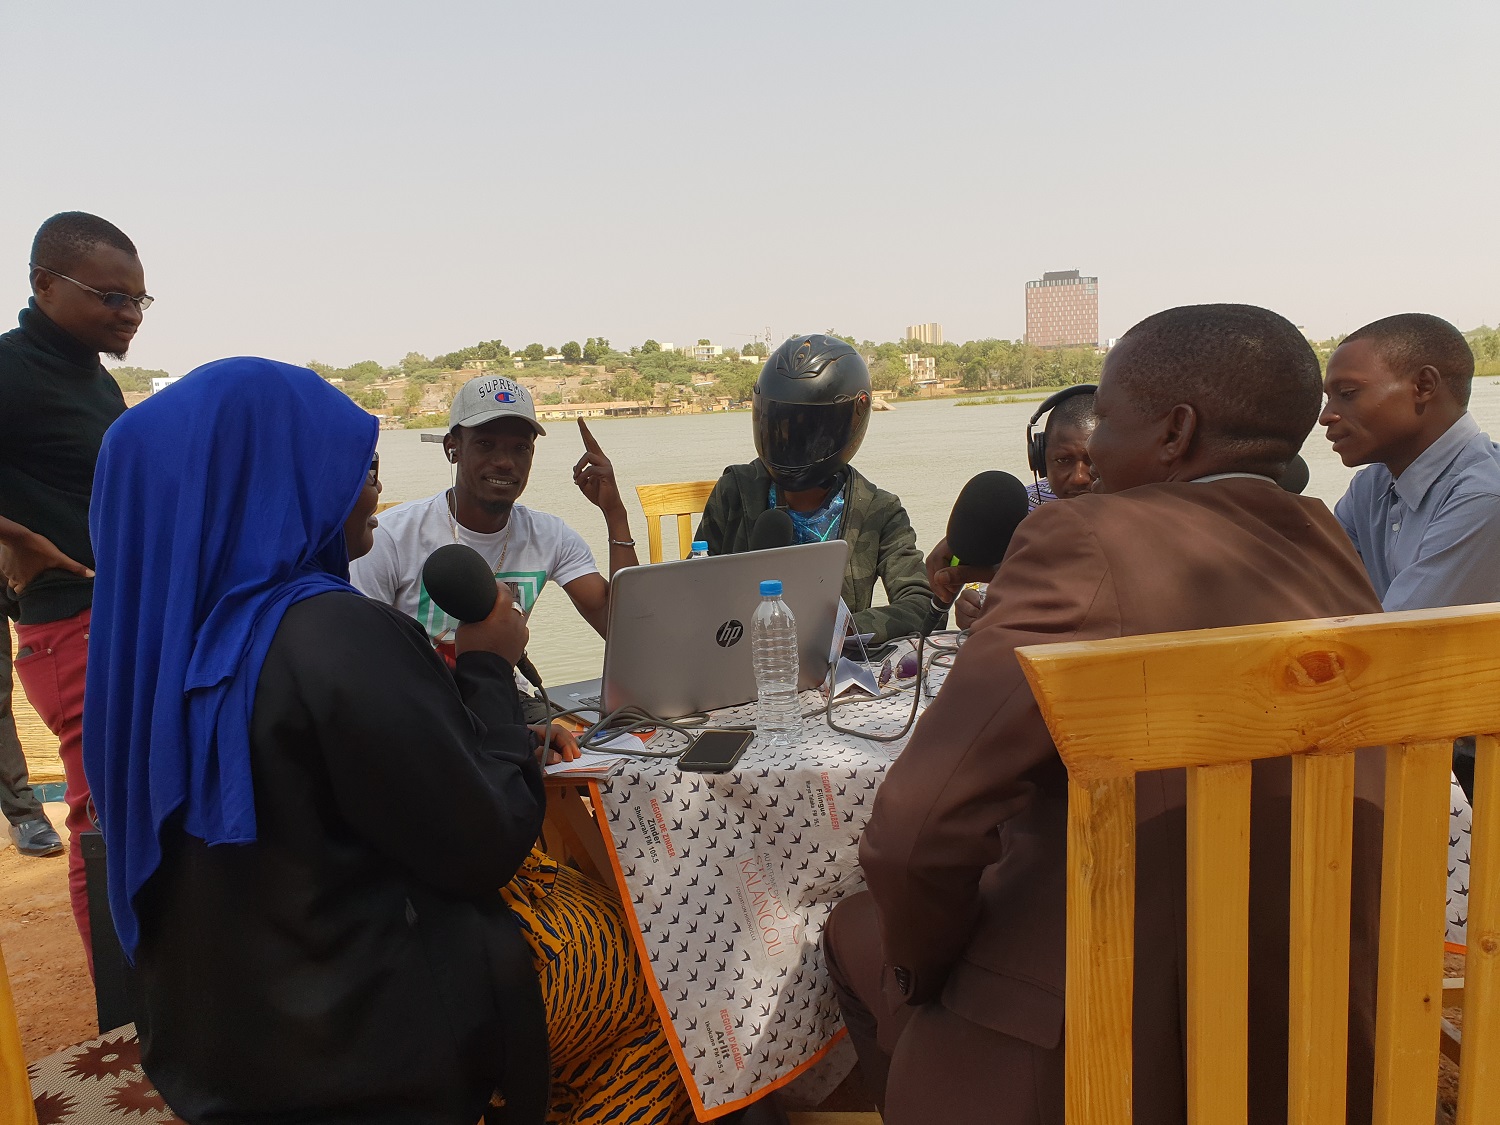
[1322,312,1500,797]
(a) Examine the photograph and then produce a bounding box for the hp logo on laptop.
[715,620,744,648]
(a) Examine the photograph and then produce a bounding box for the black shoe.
[9,817,64,857]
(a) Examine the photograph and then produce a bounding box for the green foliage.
[309,359,390,384]
[349,386,388,410]
[639,339,661,354]
[714,366,757,402]
[433,339,509,370]
[404,411,449,430]
[583,337,613,364]
[402,382,423,413]
[523,343,546,362]
[107,365,170,392]
[544,346,558,356]
[541,392,564,405]
[697,338,711,346]
[400,352,431,375]
[1468,326,1500,375]
[869,357,908,393]
[742,341,768,358]
[560,340,582,363]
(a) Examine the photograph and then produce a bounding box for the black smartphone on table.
[676,728,754,774]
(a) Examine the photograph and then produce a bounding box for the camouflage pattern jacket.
[694,460,936,645]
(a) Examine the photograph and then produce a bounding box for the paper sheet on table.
[543,732,644,776]
[828,657,880,699]
[829,598,876,662]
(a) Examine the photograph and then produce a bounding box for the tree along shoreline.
[106,326,1500,425]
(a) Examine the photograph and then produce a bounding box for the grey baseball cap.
[449,374,547,436]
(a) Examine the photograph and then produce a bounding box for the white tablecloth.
[590,687,924,1118]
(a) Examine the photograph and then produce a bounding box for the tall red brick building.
[1025,270,1098,348]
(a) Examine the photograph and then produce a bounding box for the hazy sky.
[3,1,1496,376]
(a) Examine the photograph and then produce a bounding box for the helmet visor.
[756,398,863,478]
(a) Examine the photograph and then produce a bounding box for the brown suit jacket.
[860,478,1385,1123]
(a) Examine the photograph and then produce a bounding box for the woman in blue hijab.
[85,358,551,1124]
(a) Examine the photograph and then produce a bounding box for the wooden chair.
[1015,603,1500,1125]
[634,480,717,563]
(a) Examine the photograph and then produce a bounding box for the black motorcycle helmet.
[752,334,872,492]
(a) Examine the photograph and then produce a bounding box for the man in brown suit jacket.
[825,304,1385,1125]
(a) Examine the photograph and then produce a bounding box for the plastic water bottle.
[752,579,801,746]
[691,540,709,558]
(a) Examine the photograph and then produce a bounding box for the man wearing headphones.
[351,375,639,672]
[1022,384,1098,508]
[695,334,936,646]
[927,386,1097,626]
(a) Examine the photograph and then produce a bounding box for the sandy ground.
[1,802,97,1061]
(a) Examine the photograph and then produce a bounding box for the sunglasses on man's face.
[368,455,380,487]
[33,265,154,312]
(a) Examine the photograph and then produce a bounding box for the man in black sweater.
[0,211,150,968]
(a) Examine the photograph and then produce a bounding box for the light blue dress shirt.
[1334,413,1500,611]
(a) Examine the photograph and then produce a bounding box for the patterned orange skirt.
[502,848,691,1125]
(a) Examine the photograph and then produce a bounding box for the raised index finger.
[577,418,604,455]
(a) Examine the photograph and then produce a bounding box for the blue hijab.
[84,357,379,958]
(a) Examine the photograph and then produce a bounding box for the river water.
[376,380,1500,684]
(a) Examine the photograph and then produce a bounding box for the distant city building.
[1025,270,1099,348]
[905,323,943,345]
[149,376,183,394]
[689,343,724,361]
[659,342,677,353]
[902,353,937,379]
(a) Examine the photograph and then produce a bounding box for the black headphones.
[1026,384,1098,475]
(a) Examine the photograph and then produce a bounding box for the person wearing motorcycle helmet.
[695,334,935,645]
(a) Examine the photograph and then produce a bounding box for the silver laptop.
[599,540,850,719]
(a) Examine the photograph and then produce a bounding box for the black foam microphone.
[421,543,544,690]
[749,508,795,552]
[1279,454,1310,495]
[946,471,1032,568]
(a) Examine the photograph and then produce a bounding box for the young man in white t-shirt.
[352,374,640,666]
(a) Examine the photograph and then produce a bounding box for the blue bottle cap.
[692,541,708,552]
[759,579,783,597]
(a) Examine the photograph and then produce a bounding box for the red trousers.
[13,608,93,975]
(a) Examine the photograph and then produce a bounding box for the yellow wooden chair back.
[1,941,39,1125]
[634,481,717,563]
[1015,603,1500,1125]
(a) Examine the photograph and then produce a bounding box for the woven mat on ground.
[27,1024,181,1124]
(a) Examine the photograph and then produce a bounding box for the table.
[572,685,932,1120]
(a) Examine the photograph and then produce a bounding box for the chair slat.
[1066,775,1136,1125]
[1457,733,1500,1125]
[1372,740,1451,1125]
[1186,762,1252,1125]
[675,513,694,560]
[1016,605,1500,779]
[1287,752,1356,1122]
[644,519,664,567]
